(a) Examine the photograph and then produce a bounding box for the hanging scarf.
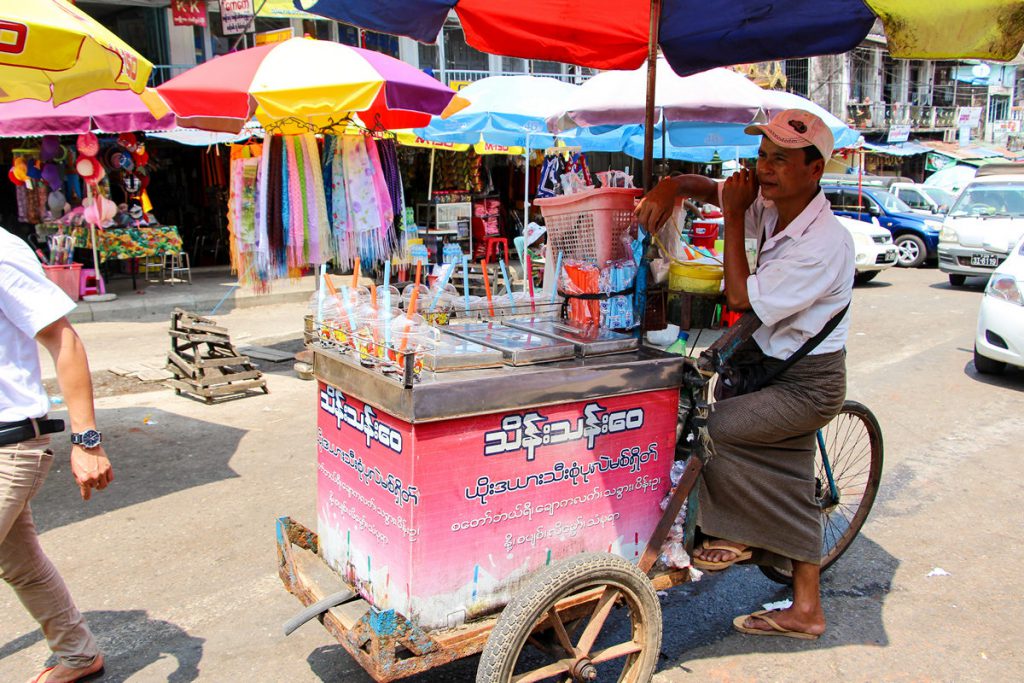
[303,134,332,266]
[341,135,388,263]
[330,137,352,270]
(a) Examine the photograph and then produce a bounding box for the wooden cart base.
[276,516,692,682]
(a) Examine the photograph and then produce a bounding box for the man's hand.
[634,177,681,234]
[721,166,759,219]
[70,445,113,501]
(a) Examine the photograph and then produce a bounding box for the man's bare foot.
[740,606,826,637]
[693,539,749,565]
[28,654,104,683]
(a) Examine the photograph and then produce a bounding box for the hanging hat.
[77,132,99,157]
[12,157,29,182]
[132,148,149,167]
[26,160,43,180]
[52,143,69,164]
[122,172,141,195]
[76,155,105,184]
[41,162,61,189]
[8,167,24,186]
[41,135,60,161]
[119,153,135,172]
[48,190,66,218]
[117,132,138,151]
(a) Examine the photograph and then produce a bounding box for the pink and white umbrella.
[0,88,175,136]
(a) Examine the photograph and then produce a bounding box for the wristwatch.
[71,429,103,449]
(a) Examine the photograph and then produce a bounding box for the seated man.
[635,109,854,640]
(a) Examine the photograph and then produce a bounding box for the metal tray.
[424,334,504,372]
[503,318,638,357]
[442,321,575,365]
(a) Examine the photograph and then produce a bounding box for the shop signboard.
[171,0,206,27]
[220,0,254,36]
[956,106,983,129]
[315,381,677,630]
[255,28,293,45]
[926,152,956,172]
[887,124,911,143]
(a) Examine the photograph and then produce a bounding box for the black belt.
[0,417,65,447]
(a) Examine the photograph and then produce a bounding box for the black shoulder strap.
[761,300,850,385]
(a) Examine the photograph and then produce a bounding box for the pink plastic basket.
[43,263,82,302]
[534,188,643,264]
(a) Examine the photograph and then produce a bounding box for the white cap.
[744,108,834,161]
[524,222,546,247]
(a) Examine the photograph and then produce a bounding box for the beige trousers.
[0,436,99,669]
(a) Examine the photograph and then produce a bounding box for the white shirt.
[0,228,76,422]
[718,185,854,359]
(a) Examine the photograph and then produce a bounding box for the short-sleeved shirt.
[718,185,854,359]
[0,228,76,422]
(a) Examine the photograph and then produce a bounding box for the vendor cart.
[277,312,883,682]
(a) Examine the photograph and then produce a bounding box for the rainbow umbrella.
[0,0,153,105]
[157,38,461,135]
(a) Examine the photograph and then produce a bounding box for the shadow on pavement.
[0,609,204,683]
[963,359,1024,389]
[30,406,247,534]
[302,535,897,682]
[928,279,987,292]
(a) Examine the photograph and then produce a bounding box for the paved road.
[2,267,1021,682]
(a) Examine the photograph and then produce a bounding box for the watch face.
[79,430,102,448]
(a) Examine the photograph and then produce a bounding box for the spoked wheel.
[760,400,884,584]
[477,553,661,683]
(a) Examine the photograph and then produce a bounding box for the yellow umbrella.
[0,0,153,105]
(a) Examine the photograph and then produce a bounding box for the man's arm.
[720,167,760,312]
[36,317,112,501]
[634,174,719,234]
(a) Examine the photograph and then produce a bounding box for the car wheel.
[973,346,1006,375]
[894,234,927,268]
[854,270,879,285]
[948,274,967,287]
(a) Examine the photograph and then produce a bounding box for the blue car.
[822,184,944,267]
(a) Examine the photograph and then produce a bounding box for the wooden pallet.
[166,308,268,403]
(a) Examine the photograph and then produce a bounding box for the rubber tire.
[974,346,1006,375]
[948,274,968,287]
[853,270,879,285]
[476,553,661,683]
[759,401,884,585]
[894,234,927,268]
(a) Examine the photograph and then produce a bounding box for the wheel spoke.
[590,639,644,664]
[575,587,620,656]
[547,607,577,658]
[511,658,574,683]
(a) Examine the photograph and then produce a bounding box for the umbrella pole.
[642,0,663,191]
[428,148,435,201]
[523,132,531,230]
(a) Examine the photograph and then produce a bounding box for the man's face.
[754,138,824,204]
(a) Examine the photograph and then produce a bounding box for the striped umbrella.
[157,38,461,135]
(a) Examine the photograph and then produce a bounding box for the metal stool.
[163,252,191,285]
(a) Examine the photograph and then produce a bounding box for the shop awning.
[861,141,932,156]
[918,140,1011,161]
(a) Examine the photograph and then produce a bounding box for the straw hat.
[77,132,99,157]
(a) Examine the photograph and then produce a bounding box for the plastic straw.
[481,260,494,316]
[323,272,339,297]
[401,262,423,352]
[549,251,563,304]
[339,285,358,332]
[461,256,470,315]
[317,264,327,324]
[352,257,360,289]
[526,253,536,312]
[499,258,516,314]
[383,261,392,348]
[428,262,455,313]
[369,282,377,312]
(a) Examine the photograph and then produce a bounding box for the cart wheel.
[760,400,884,585]
[476,552,661,683]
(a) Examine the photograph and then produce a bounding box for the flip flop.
[692,539,753,571]
[25,656,105,683]
[732,610,820,640]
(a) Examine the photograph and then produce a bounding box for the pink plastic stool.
[79,268,105,298]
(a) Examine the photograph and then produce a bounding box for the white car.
[975,235,1024,374]
[890,182,957,215]
[939,171,1024,287]
[836,215,897,284]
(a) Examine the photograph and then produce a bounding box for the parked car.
[938,172,1024,287]
[974,235,1024,374]
[890,182,957,215]
[835,215,897,284]
[822,184,944,267]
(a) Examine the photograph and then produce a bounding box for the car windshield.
[873,190,912,213]
[920,187,956,208]
[949,182,1024,218]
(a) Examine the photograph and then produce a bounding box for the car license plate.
[970,254,1000,267]
[885,249,897,261]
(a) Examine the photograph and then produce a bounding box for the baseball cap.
[744,108,834,161]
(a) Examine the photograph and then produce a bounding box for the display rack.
[416,200,473,263]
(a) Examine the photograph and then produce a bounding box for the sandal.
[26,654,105,683]
[692,539,752,571]
[732,609,820,640]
